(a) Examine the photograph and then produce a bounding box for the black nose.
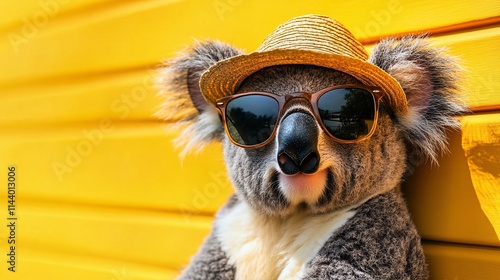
[277,111,320,175]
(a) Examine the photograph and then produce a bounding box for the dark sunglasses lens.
[318,88,376,140]
[225,95,279,146]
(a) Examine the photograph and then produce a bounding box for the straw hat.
[199,14,408,114]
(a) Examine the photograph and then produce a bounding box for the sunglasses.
[215,85,384,148]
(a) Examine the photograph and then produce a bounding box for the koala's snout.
[277,111,320,175]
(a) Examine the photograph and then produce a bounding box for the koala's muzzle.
[277,112,320,175]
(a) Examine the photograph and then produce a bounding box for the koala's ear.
[156,40,243,156]
[369,36,468,163]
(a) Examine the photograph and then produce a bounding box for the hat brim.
[199,49,408,115]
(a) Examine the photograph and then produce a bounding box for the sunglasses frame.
[215,84,385,148]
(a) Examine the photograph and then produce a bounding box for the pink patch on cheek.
[279,170,327,204]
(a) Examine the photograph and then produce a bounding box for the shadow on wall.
[466,129,500,177]
[402,128,499,246]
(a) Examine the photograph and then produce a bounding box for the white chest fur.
[215,202,357,280]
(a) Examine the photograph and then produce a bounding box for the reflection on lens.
[318,88,375,140]
[225,95,279,146]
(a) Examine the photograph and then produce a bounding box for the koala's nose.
[277,111,320,175]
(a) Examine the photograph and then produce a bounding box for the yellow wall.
[0,1,498,279]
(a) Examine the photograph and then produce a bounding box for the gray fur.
[224,65,406,217]
[177,231,235,280]
[156,41,242,155]
[177,200,237,280]
[157,37,466,279]
[369,36,468,164]
[302,190,427,279]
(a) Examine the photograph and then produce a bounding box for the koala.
[157,15,466,280]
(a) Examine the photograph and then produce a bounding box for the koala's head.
[157,15,466,216]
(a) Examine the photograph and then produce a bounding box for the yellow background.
[0,0,499,279]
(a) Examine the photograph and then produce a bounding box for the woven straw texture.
[199,14,409,115]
